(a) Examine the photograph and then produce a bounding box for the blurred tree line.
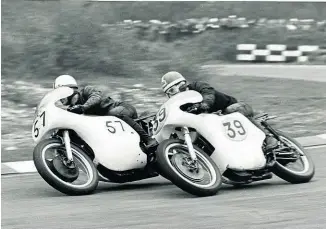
[2,0,326,80]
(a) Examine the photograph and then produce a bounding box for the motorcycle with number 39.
[32,87,221,196]
[149,90,315,188]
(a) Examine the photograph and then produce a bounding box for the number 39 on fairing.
[222,117,248,141]
[152,107,167,133]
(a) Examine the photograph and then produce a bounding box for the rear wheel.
[271,131,315,183]
[33,138,99,195]
[155,139,222,197]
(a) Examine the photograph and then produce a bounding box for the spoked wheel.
[33,138,99,195]
[271,131,315,183]
[155,139,222,197]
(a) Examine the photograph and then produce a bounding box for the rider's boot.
[113,115,158,176]
[139,134,158,175]
[141,136,158,165]
[131,123,158,153]
[119,115,158,155]
[265,134,279,153]
[135,130,158,174]
[249,118,279,153]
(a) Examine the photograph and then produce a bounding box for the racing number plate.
[222,117,248,141]
[152,107,167,134]
[33,110,46,138]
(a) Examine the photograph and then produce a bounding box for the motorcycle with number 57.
[149,90,315,187]
[32,87,221,196]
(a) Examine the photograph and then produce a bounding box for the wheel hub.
[171,153,205,182]
[52,156,79,182]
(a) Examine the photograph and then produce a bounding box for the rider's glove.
[68,105,85,114]
[187,102,210,113]
[199,102,210,113]
[186,103,201,113]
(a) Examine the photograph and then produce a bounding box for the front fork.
[182,127,197,162]
[62,130,74,163]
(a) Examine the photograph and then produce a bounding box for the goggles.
[165,82,186,97]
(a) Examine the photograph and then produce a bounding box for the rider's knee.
[109,106,138,122]
[108,106,128,117]
[121,104,138,119]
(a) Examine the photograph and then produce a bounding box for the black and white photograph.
[1,0,326,228]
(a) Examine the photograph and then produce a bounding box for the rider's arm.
[81,86,102,110]
[189,81,216,109]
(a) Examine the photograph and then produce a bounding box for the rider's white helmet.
[53,75,78,89]
[161,71,187,96]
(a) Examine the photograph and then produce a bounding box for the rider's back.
[187,81,238,112]
[78,86,122,116]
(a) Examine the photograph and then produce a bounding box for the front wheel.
[33,138,99,195]
[271,131,315,183]
[155,139,222,197]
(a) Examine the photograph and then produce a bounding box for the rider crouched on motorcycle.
[53,75,158,155]
[160,71,278,153]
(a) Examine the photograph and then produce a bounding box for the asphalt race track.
[2,147,326,229]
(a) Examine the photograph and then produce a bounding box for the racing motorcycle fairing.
[32,87,147,172]
[152,90,267,173]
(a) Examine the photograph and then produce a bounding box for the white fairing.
[152,90,267,173]
[32,87,147,171]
